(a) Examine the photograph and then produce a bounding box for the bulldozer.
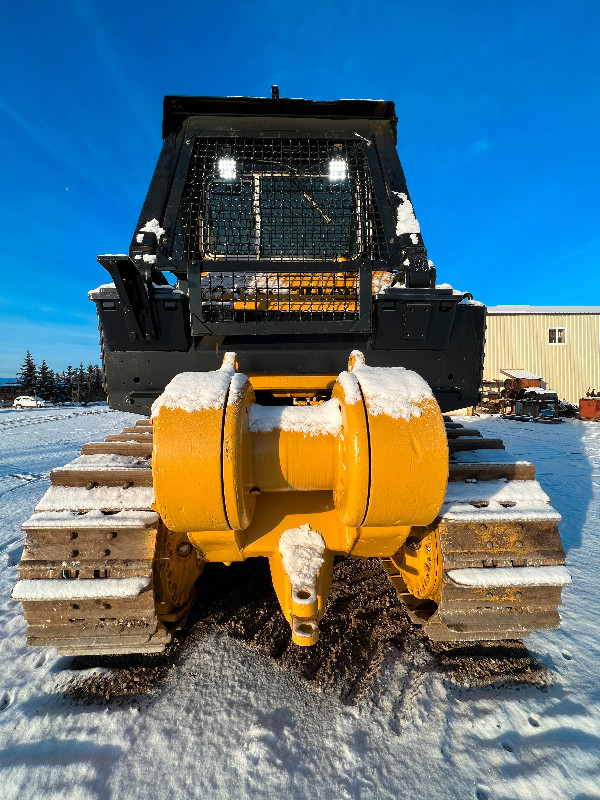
[13,90,570,655]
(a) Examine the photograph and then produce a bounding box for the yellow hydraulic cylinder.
[152,351,448,645]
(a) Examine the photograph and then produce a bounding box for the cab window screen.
[172,137,384,262]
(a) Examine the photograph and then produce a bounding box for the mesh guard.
[172,136,386,325]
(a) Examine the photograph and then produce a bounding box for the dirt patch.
[429,639,553,691]
[63,557,553,706]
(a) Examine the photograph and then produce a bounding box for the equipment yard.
[0,406,598,799]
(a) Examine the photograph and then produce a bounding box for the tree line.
[15,351,106,404]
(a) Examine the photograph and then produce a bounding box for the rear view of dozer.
[14,91,571,655]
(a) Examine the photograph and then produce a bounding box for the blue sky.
[0,0,598,377]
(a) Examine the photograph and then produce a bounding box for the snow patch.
[441,478,561,522]
[447,565,572,588]
[12,577,151,601]
[393,192,420,236]
[249,399,342,437]
[139,218,165,239]
[279,524,325,589]
[88,282,117,299]
[22,509,159,529]
[90,282,116,291]
[226,373,250,407]
[53,454,151,471]
[35,486,155,513]
[151,356,237,417]
[523,388,557,398]
[348,351,434,420]
[336,371,362,405]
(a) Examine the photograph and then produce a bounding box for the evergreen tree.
[76,362,87,404]
[17,352,38,395]
[87,363,106,402]
[48,369,58,402]
[53,370,69,403]
[65,365,74,402]
[38,360,54,401]
[13,356,107,404]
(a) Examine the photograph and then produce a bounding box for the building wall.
[483,313,600,404]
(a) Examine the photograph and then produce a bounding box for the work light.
[328,157,348,181]
[218,156,237,180]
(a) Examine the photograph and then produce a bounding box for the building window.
[549,327,567,345]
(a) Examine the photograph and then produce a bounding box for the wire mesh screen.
[172,136,386,323]
[197,269,363,322]
[172,137,386,262]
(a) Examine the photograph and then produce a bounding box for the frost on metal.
[151,355,237,416]
[139,218,165,239]
[392,191,420,236]
[279,524,326,590]
[12,577,151,601]
[249,399,342,437]
[447,565,572,588]
[343,350,434,420]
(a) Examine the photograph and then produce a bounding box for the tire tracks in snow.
[0,408,114,434]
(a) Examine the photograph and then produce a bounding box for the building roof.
[501,369,542,380]
[487,306,600,315]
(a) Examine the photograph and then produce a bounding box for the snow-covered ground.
[1,408,599,800]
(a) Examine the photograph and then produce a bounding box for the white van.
[13,396,48,408]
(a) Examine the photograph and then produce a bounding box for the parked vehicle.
[13,396,48,408]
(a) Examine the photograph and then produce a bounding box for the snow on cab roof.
[488,305,600,315]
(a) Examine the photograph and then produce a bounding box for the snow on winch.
[150,350,448,647]
[13,90,569,657]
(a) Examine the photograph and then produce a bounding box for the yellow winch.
[151,351,448,645]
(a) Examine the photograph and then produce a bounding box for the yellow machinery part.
[153,405,230,532]
[388,525,443,602]
[247,374,337,395]
[152,352,448,645]
[153,522,205,622]
[203,270,391,315]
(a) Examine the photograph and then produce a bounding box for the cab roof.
[162,95,397,139]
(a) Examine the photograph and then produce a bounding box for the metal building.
[483,306,600,404]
